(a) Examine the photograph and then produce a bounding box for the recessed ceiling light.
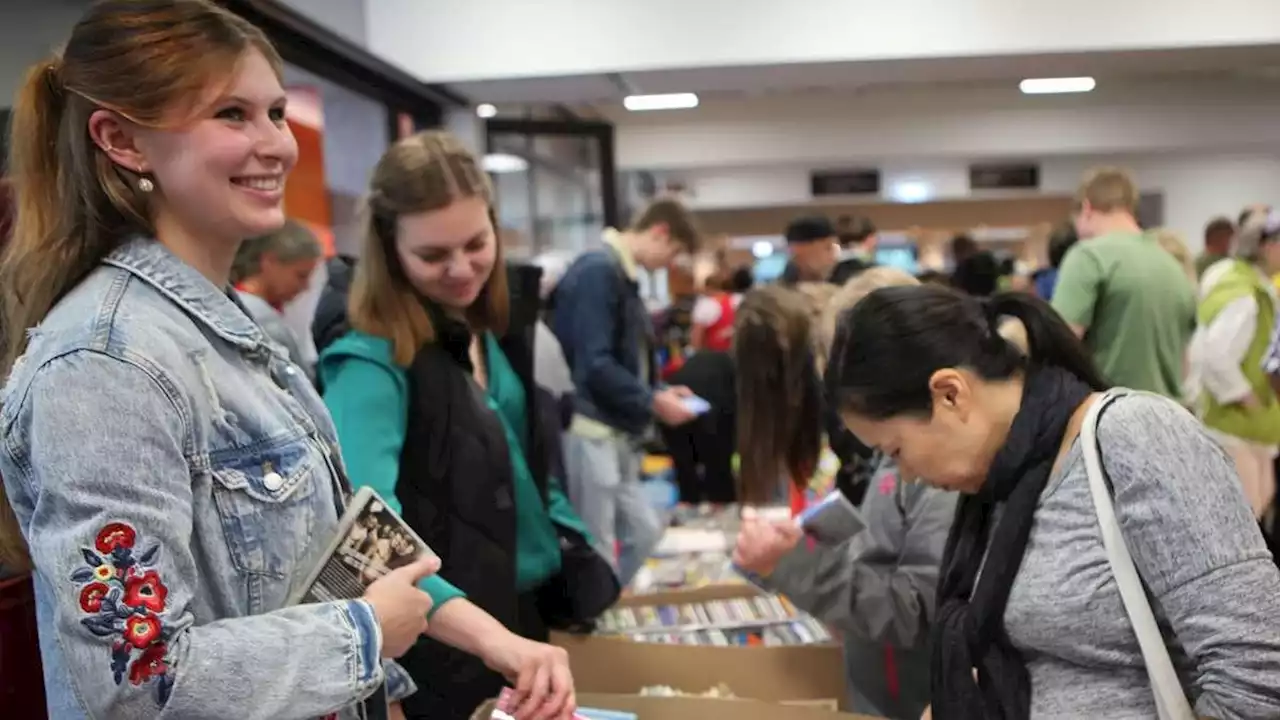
[476,103,498,118]
[481,153,527,174]
[623,93,699,111]
[1019,77,1096,95]
[890,180,933,204]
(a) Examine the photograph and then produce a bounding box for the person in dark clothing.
[779,215,840,285]
[1033,223,1078,300]
[311,253,358,355]
[831,215,878,286]
[660,350,738,504]
[950,233,1000,297]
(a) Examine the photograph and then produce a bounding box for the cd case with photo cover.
[290,486,439,720]
[290,486,439,606]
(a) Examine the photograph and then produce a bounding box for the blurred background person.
[1150,227,1198,285]
[1052,167,1196,398]
[735,267,958,719]
[1032,222,1078,300]
[232,219,323,379]
[780,215,840,285]
[949,233,1000,297]
[1198,215,1237,278]
[553,198,704,586]
[689,266,753,352]
[1188,207,1280,522]
[831,215,878,285]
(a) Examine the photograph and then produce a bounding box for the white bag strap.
[1080,391,1196,720]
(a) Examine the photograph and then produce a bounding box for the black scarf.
[930,365,1093,719]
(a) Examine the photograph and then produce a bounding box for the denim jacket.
[0,238,415,719]
[551,246,656,436]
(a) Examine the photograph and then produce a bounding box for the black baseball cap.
[785,216,837,245]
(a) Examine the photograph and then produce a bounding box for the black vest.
[394,265,550,720]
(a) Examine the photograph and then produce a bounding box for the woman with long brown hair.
[0,2,442,717]
[319,131,589,720]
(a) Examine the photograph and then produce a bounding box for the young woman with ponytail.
[0,2,444,717]
[826,285,1280,719]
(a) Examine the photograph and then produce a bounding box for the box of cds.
[551,585,846,710]
[472,693,883,720]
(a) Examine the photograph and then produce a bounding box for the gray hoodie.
[758,457,956,719]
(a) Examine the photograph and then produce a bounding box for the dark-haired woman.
[826,284,1280,718]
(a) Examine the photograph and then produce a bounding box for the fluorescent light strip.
[481,153,528,174]
[623,93,699,111]
[1019,76,1096,95]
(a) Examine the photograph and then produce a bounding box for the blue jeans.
[563,432,663,587]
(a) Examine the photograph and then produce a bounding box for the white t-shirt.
[691,294,743,326]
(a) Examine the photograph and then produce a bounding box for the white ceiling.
[448,45,1280,107]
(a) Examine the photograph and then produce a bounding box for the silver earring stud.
[138,176,154,193]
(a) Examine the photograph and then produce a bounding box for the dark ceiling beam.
[219,0,469,124]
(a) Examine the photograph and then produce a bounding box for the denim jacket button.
[263,471,285,491]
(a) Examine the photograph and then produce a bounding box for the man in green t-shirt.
[1051,167,1197,398]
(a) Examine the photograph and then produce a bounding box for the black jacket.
[395,264,557,720]
[312,256,357,355]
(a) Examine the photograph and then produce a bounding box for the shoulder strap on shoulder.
[1081,391,1195,720]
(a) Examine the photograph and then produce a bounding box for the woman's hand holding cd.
[363,554,441,658]
[732,518,804,578]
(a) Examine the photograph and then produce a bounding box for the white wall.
[367,0,1280,82]
[614,80,1280,170]
[659,153,1280,254]
[279,0,368,48]
[0,2,87,103]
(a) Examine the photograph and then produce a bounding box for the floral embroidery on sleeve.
[70,521,175,707]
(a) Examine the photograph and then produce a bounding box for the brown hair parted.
[630,197,703,253]
[732,285,825,505]
[349,130,508,367]
[0,0,280,571]
[1077,166,1139,215]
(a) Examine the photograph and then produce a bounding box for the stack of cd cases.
[595,594,833,647]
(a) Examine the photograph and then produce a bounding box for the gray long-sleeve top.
[760,458,957,719]
[1001,392,1280,718]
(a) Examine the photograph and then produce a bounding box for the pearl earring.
[138,176,154,193]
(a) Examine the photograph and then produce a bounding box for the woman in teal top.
[318,131,588,720]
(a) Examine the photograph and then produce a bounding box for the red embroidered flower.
[79,582,110,613]
[123,571,168,614]
[128,642,168,686]
[95,522,136,554]
[124,614,162,649]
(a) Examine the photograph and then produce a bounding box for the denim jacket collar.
[102,237,265,351]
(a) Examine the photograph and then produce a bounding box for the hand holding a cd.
[732,518,804,578]
[484,634,576,720]
[364,554,441,658]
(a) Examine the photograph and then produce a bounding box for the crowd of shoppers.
[1,3,1279,720]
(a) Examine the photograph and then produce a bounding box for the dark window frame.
[485,118,619,230]
[219,0,468,130]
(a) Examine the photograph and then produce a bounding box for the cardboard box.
[552,585,847,710]
[471,693,882,720]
